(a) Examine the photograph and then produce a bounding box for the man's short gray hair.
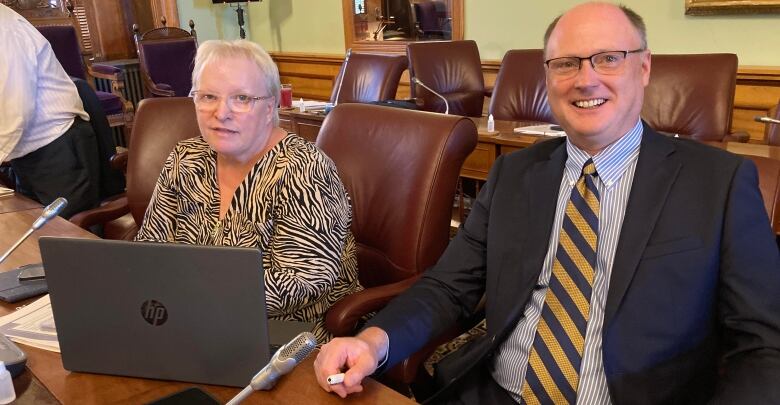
[543,3,648,57]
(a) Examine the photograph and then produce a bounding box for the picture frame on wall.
[685,0,780,15]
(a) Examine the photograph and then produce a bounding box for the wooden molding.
[686,0,780,15]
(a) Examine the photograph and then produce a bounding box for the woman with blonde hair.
[136,40,360,343]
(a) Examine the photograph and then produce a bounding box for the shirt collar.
[564,119,643,188]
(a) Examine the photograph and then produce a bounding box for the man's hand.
[313,327,389,398]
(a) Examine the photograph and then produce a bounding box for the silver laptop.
[39,237,313,387]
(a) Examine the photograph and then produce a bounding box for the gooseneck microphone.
[755,115,780,125]
[0,197,68,265]
[412,77,449,115]
[333,48,353,106]
[225,332,317,405]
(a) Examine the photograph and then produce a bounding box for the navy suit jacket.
[367,125,780,404]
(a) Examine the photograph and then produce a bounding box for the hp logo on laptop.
[141,300,168,326]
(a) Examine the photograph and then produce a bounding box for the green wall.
[176,0,780,66]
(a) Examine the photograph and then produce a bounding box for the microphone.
[333,48,352,106]
[0,198,67,265]
[412,77,449,115]
[225,332,317,405]
[755,115,780,125]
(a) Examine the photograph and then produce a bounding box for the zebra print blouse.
[135,134,361,344]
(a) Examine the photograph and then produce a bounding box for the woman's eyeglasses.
[190,91,274,113]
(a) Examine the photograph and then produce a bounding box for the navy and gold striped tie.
[521,159,600,404]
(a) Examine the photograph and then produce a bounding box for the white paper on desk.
[0,294,60,352]
[292,100,328,110]
[514,124,566,137]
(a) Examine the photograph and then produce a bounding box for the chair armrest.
[89,63,122,80]
[69,195,130,230]
[325,275,421,337]
[724,131,750,143]
[149,82,176,97]
[110,150,128,173]
[89,63,123,80]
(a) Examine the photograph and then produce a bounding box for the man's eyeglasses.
[544,49,645,78]
[190,91,274,113]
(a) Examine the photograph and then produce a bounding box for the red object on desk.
[280,84,293,108]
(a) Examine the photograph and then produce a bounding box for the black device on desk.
[39,237,314,387]
[147,387,219,405]
[367,99,420,110]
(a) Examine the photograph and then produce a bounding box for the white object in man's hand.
[313,327,389,398]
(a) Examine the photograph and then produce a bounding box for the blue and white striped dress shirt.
[0,4,88,163]
[492,120,644,404]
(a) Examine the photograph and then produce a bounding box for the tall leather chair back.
[642,53,738,141]
[489,49,555,123]
[317,103,476,288]
[126,97,200,225]
[744,155,780,236]
[329,52,408,104]
[407,40,485,117]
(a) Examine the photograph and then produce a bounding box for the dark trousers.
[10,118,100,218]
[426,363,517,405]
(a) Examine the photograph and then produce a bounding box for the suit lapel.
[494,141,567,330]
[604,127,681,326]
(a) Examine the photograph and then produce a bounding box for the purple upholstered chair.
[36,24,134,142]
[133,20,198,98]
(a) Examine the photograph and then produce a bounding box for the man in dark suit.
[314,2,780,404]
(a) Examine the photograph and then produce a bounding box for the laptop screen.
[40,237,309,387]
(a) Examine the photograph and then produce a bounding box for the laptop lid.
[40,237,295,387]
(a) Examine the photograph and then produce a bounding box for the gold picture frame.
[685,0,780,15]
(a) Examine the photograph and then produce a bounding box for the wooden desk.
[0,208,415,404]
[277,110,780,180]
[279,108,328,143]
[465,118,780,180]
[0,193,41,214]
[461,117,550,180]
[276,109,548,180]
[704,141,780,160]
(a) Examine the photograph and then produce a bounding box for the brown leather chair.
[70,97,200,240]
[407,40,485,117]
[488,49,555,123]
[744,155,780,237]
[329,52,408,104]
[642,53,746,142]
[316,103,477,393]
[764,99,780,146]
